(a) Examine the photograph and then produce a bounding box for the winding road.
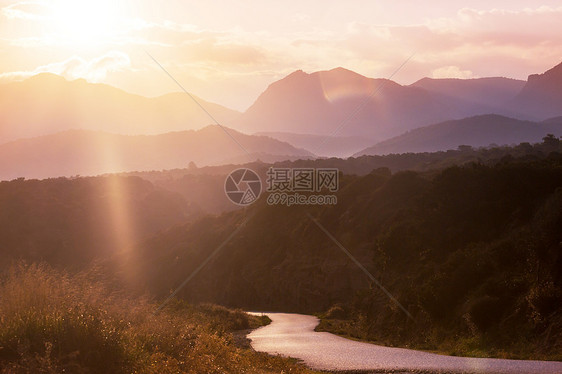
[247,313,562,373]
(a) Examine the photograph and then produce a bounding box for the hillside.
[354,114,562,156]
[0,73,240,143]
[0,175,194,268]
[0,126,313,180]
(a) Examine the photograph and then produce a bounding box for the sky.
[0,0,561,110]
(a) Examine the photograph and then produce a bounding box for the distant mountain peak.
[283,67,369,81]
[317,67,372,83]
[527,61,562,82]
[29,72,62,79]
[24,73,103,86]
[286,69,307,78]
[25,72,67,83]
[326,66,363,75]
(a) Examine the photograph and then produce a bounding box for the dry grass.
[0,263,317,373]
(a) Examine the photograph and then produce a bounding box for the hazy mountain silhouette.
[233,68,469,141]
[354,114,562,156]
[0,73,240,143]
[0,126,312,180]
[255,131,376,158]
[509,62,562,120]
[543,116,562,125]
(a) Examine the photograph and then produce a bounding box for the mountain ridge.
[0,125,313,180]
[354,114,562,156]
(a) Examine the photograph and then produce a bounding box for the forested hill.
[125,155,562,358]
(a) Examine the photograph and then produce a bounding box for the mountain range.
[1,61,562,177]
[236,68,464,140]
[238,63,561,154]
[235,68,532,142]
[0,73,239,143]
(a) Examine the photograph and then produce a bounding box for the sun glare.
[49,0,121,44]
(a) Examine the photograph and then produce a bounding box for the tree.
[458,145,473,152]
[542,134,560,147]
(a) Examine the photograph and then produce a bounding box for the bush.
[527,282,562,320]
[468,296,505,332]
[324,304,349,320]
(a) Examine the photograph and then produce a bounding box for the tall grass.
[0,263,315,373]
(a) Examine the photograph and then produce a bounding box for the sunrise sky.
[1,0,561,110]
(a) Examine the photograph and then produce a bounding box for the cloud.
[432,66,475,79]
[0,51,131,82]
[279,5,562,82]
[5,3,557,82]
[1,1,45,21]
[428,6,562,47]
[2,15,269,68]
[182,38,267,66]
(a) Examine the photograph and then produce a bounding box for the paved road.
[247,312,562,373]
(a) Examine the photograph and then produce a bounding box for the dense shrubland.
[0,263,314,373]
